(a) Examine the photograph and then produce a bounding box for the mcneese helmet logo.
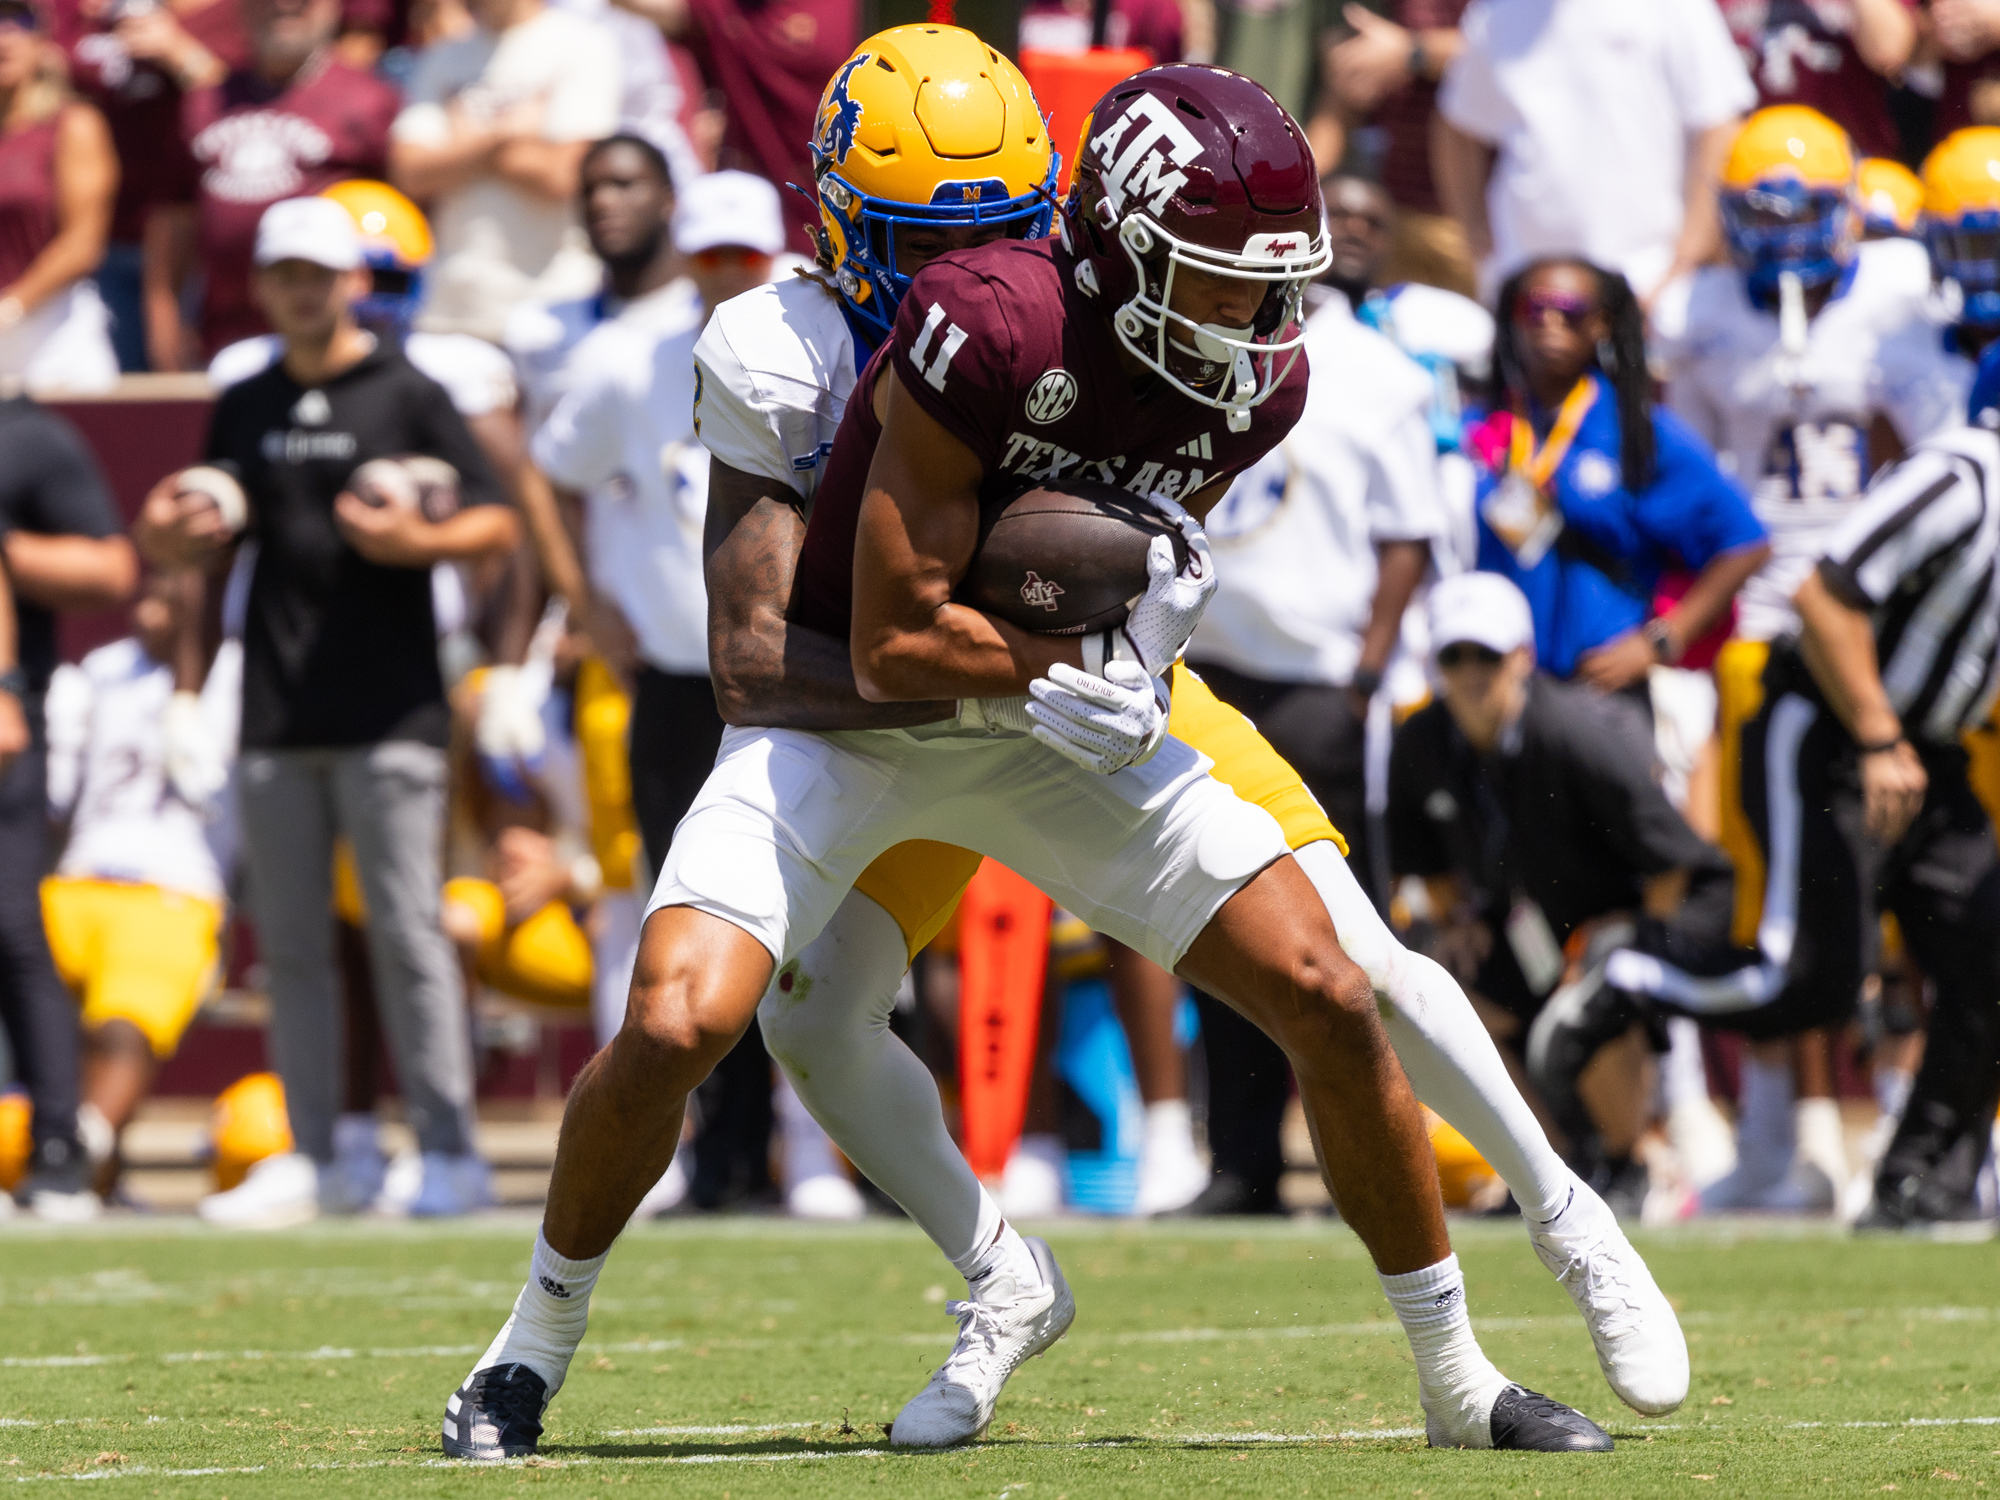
[1026,369,1078,425]
[817,53,868,165]
[1020,571,1066,612]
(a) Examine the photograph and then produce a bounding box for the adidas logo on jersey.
[1175,433,1213,461]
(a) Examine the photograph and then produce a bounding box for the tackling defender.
[443,56,1670,1460]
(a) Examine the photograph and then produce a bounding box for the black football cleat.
[1488,1385,1614,1452]
[442,1362,548,1461]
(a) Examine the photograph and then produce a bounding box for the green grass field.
[0,1214,1994,1497]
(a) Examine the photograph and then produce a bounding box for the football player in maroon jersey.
[445,66,1619,1461]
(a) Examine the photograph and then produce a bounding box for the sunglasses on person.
[1513,287,1597,329]
[690,247,772,271]
[1436,642,1505,669]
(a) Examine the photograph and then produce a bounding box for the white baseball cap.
[254,197,364,271]
[672,170,786,257]
[1428,571,1536,662]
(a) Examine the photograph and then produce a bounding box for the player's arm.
[704,457,955,728]
[850,367,1087,702]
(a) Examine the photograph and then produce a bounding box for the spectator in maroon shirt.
[1720,0,1917,158]
[1314,1,1474,296]
[143,0,399,366]
[52,0,248,370]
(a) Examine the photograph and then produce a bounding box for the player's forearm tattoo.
[704,470,953,730]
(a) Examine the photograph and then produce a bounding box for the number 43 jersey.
[1653,236,1962,642]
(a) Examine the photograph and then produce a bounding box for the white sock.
[958,1219,1040,1300]
[1659,1018,1711,1112]
[1378,1254,1507,1449]
[1795,1098,1848,1188]
[1143,1099,1195,1162]
[948,1187,1008,1282]
[471,1230,604,1395]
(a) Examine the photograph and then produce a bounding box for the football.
[174,464,248,535]
[347,455,462,522]
[959,481,1189,635]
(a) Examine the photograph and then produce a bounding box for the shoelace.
[472,1365,546,1436]
[936,1300,1010,1381]
[1541,1228,1643,1335]
[1502,1385,1575,1422]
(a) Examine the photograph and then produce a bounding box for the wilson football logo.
[1020,571,1066,612]
[1026,369,1078,425]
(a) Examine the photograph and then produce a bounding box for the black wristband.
[1350,666,1383,700]
[1856,734,1906,756]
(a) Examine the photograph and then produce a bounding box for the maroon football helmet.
[1058,65,1328,430]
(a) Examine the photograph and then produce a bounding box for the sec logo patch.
[1026,369,1078,425]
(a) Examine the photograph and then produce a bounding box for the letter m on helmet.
[1093,92,1203,217]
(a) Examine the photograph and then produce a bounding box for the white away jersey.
[45,637,241,899]
[1653,238,1957,640]
[693,271,858,503]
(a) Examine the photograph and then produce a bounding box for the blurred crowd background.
[2,0,1999,1235]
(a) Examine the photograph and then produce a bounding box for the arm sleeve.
[412,372,507,510]
[531,345,627,492]
[1435,3,1511,142]
[1818,446,1986,607]
[17,413,120,538]
[1631,407,1766,568]
[1661,0,1757,128]
[1388,709,1454,878]
[887,262,1014,473]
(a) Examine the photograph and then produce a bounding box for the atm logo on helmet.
[1090,92,1203,217]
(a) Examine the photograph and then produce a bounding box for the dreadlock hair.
[1492,256,1655,493]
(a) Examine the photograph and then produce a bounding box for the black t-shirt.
[207,341,505,749]
[1388,673,1724,944]
[0,398,121,693]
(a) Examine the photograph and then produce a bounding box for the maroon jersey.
[170,57,401,356]
[0,114,58,290]
[790,238,1309,640]
[54,0,250,244]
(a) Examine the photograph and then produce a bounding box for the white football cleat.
[1530,1178,1689,1416]
[197,1152,320,1229]
[890,1236,1075,1447]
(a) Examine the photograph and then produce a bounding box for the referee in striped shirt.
[1741,427,2000,1229]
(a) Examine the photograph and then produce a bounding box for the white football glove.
[1027,661,1170,775]
[1087,496,1216,677]
[475,662,551,802]
[162,690,229,808]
